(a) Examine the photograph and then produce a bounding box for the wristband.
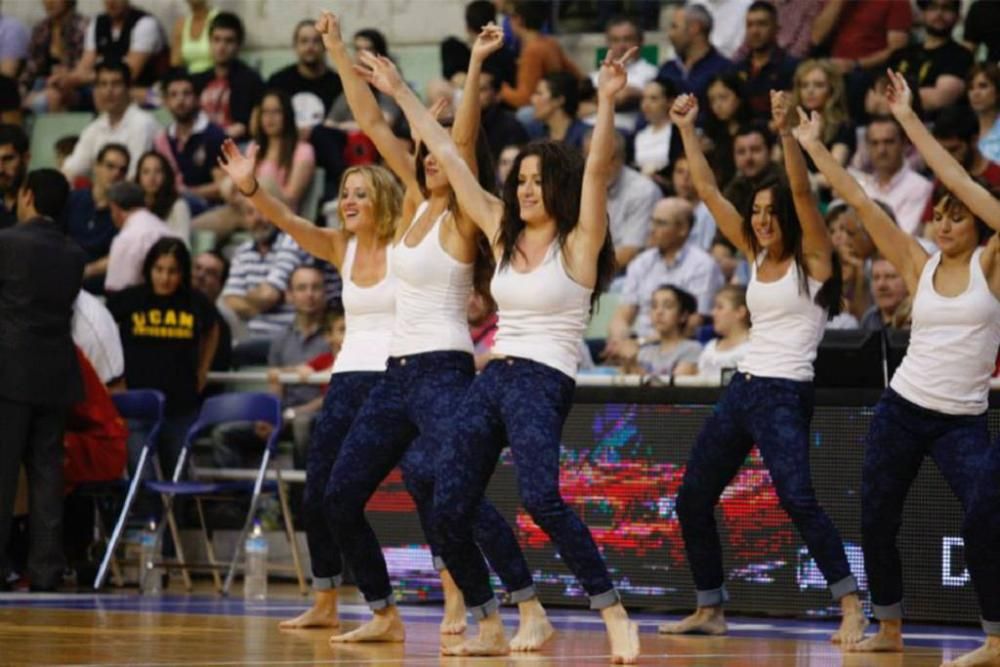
[238,178,259,198]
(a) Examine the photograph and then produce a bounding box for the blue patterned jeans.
[863,388,1000,633]
[323,351,535,610]
[433,357,619,618]
[676,372,857,607]
[304,371,381,590]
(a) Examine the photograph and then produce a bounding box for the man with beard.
[267,21,343,129]
[889,0,972,118]
[859,257,909,331]
[658,4,731,112]
[0,124,28,229]
[734,1,799,121]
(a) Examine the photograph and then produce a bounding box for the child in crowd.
[677,285,750,382]
[626,285,702,376]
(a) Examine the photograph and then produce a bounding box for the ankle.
[840,593,862,613]
[517,597,543,614]
[479,612,504,632]
[879,619,902,635]
[601,602,629,621]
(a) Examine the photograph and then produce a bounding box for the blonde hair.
[791,59,849,146]
[337,165,402,242]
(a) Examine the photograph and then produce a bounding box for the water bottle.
[139,518,162,596]
[244,520,268,601]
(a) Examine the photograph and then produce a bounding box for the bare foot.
[845,619,903,653]
[832,593,869,645]
[329,606,405,643]
[439,568,467,635]
[602,603,640,664]
[941,635,1000,666]
[658,606,727,635]
[279,590,339,629]
[441,612,509,656]
[510,598,554,652]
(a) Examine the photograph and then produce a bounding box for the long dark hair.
[499,140,616,312]
[743,177,842,316]
[255,88,297,176]
[135,151,179,220]
[142,237,192,294]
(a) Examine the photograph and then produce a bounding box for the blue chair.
[145,392,305,595]
[90,390,166,590]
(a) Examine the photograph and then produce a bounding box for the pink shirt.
[255,141,315,211]
[104,209,179,292]
[852,165,933,236]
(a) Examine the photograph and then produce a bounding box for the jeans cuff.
[589,588,621,610]
[873,601,903,620]
[368,595,396,611]
[468,596,500,620]
[433,556,447,572]
[507,585,537,604]
[312,574,343,591]
[829,575,859,601]
[696,585,729,608]
[983,617,1000,635]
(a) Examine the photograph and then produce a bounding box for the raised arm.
[772,90,831,261]
[358,51,503,240]
[217,139,347,269]
[453,24,505,173]
[886,69,1000,232]
[316,11,418,192]
[793,107,927,290]
[670,94,750,257]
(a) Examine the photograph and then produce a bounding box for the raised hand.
[471,23,504,62]
[791,107,823,148]
[884,69,913,118]
[670,93,698,130]
[315,11,344,51]
[770,89,792,134]
[217,138,259,194]
[596,46,637,100]
[354,51,405,96]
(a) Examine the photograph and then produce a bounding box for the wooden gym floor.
[0,584,984,665]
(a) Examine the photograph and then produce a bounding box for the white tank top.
[891,248,1000,415]
[334,237,395,374]
[491,241,591,378]
[738,255,826,382]
[389,201,474,356]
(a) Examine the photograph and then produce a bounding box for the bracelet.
[238,178,259,198]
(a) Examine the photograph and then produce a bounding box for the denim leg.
[432,365,509,618]
[929,414,1000,633]
[861,391,927,620]
[324,371,418,609]
[676,376,754,607]
[498,359,618,609]
[749,379,856,599]
[305,372,381,589]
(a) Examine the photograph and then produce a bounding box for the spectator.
[72,289,125,386]
[679,284,751,381]
[468,288,498,371]
[890,0,971,118]
[827,203,871,320]
[588,16,659,131]
[526,72,590,150]
[850,73,925,174]
[191,249,235,372]
[191,11,264,140]
[0,124,28,229]
[135,151,191,242]
[722,121,781,214]
[496,144,520,189]
[734,0,822,60]
[326,28,403,132]
[440,0,516,89]
[584,129,661,270]
[267,20,344,129]
[54,136,79,172]
[658,4,732,111]
[0,168,85,593]
[811,0,911,74]
[608,197,725,356]
[64,0,170,104]
[61,61,159,181]
[628,284,703,376]
[0,10,28,80]
[851,116,933,236]
[789,59,854,180]
[214,265,330,469]
[859,256,908,331]
[962,0,1000,63]
[478,66,528,160]
[704,73,752,189]
[499,0,582,110]
[734,0,799,120]
[65,143,129,294]
[169,0,219,74]
[107,238,219,476]
[20,0,90,113]
[104,181,178,293]
[669,156,717,251]
[152,68,226,213]
[968,63,1000,164]
[929,105,1000,196]
[632,78,682,190]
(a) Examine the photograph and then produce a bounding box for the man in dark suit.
[0,169,85,591]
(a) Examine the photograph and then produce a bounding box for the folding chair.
[89,389,167,590]
[146,392,306,595]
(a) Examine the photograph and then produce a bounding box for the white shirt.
[105,208,178,292]
[696,337,750,383]
[606,166,661,250]
[852,165,934,237]
[633,122,673,175]
[72,290,124,384]
[689,201,717,251]
[589,57,659,131]
[84,14,164,54]
[63,104,161,179]
[703,0,753,58]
